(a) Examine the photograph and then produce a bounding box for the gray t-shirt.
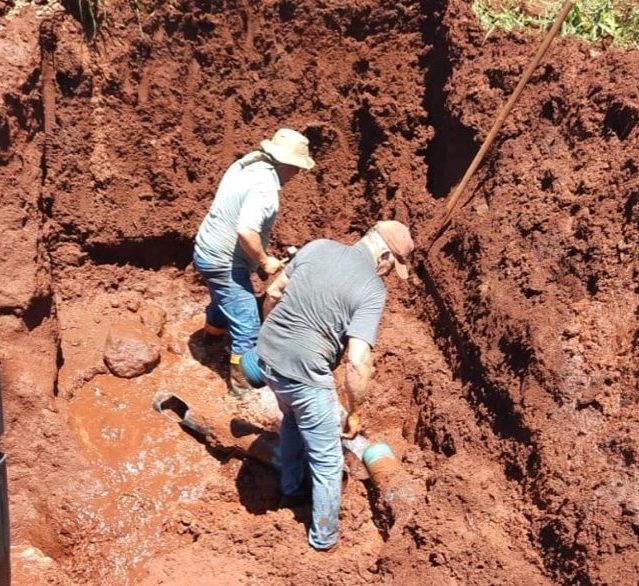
[194,159,280,272]
[257,239,386,388]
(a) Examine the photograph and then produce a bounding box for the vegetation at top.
[472,0,639,49]
[67,0,143,36]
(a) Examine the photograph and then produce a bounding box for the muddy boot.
[229,361,255,399]
[203,322,227,345]
[191,323,228,365]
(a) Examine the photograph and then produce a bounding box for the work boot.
[203,322,227,346]
[229,362,255,399]
[192,323,228,365]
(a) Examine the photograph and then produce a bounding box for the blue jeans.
[260,362,343,550]
[193,252,260,357]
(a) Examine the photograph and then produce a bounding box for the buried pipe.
[363,442,416,506]
[152,391,418,525]
[153,391,282,469]
[363,442,417,532]
[239,348,419,517]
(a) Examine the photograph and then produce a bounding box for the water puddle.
[64,349,229,582]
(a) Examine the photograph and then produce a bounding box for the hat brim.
[395,259,409,279]
[260,139,315,170]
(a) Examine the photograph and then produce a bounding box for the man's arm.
[341,337,373,438]
[237,228,282,274]
[263,270,289,319]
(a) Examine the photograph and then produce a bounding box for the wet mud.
[1,0,637,584]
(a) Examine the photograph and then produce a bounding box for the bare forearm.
[343,337,373,412]
[344,356,372,412]
[237,229,268,266]
[262,293,278,319]
[263,271,289,320]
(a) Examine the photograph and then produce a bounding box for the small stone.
[430,552,446,566]
[125,296,141,312]
[475,201,489,216]
[563,323,580,338]
[53,243,86,267]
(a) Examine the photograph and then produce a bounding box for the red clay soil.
[0,0,637,584]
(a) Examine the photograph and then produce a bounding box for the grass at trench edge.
[472,0,639,49]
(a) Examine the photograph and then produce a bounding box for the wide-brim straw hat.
[261,128,315,170]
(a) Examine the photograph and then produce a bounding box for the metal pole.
[429,0,575,250]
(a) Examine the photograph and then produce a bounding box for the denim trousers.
[193,252,260,357]
[261,362,343,550]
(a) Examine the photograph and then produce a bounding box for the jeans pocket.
[260,360,271,379]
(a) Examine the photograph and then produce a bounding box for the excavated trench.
[1,0,638,584]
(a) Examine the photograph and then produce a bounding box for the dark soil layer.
[0,0,637,584]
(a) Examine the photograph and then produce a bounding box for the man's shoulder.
[309,238,341,247]
[300,239,344,255]
[243,161,279,187]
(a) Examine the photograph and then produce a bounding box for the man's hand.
[341,411,362,439]
[261,255,284,275]
[237,228,282,273]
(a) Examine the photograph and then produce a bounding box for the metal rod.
[429,0,575,249]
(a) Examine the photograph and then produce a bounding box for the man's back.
[195,160,280,271]
[257,239,386,388]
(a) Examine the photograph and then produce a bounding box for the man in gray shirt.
[256,220,414,551]
[193,128,315,397]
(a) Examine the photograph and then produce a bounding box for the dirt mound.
[0,0,637,584]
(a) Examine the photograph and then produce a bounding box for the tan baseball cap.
[261,128,315,170]
[375,220,414,279]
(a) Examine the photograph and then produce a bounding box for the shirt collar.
[354,240,375,268]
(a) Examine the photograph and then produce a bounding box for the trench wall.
[0,0,637,583]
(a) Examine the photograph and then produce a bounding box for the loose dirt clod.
[139,303,167,337]
[104,319,161,378]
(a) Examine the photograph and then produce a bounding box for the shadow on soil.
[187,328,229,379]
